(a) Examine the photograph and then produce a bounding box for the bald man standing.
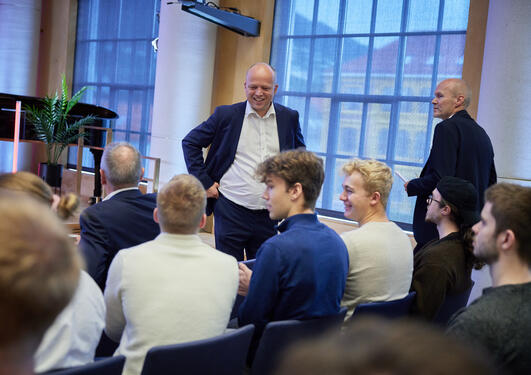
[183,63,305,261]
[405,79,496,251]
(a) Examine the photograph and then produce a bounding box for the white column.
[477,0,531,186]
[0,0,42,172]
[470,0,531,303]
[149,2,218,186]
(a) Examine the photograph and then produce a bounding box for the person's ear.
[153,207,159,223]
[199,213,207,229]
[369,191,381,206]
[289,182,303,201]
[498,229,517,252]
[455,94,465,107]
[100,169,107,185]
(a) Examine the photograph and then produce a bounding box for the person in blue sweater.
[237,149,349,331]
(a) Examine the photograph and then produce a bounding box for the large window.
[271,0,469,225]
[69,0,160,169]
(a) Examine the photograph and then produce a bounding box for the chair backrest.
[39,356,125,375]
[351,291,417,320]
[433,282,474,326]
[140,324,255,375]
[251,307,347,375]
[230,259,257,319]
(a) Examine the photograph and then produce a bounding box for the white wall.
[477,0,531,186]
[149,2,218,186]
[469,0,531,304]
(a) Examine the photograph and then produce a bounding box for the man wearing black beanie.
[410,176,483,320]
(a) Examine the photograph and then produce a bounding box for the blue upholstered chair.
[230,259,256,319]
[140,324,255,375]
[350,291,417,320]
[433,282,475,326]
[39,356,125,375]
[251,307,347,375]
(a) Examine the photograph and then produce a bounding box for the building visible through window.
[270,0,469,226]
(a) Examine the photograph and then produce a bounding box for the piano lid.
[0,92,119,119]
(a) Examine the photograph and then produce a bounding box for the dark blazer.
[407,110,497,246]
[79,189,160,290]
[182,101,305,215]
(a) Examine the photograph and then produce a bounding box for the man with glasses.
[410,176,483,320]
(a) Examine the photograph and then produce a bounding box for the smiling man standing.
[405,78,497,251]
[183,63,305,261]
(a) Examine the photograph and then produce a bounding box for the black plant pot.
[38,163,63,188]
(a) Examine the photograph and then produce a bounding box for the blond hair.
[0,172,79,220]
[342,159,393,208]
[0,194,80,348]
[156,174,206,234]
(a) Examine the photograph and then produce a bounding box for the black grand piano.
[0,92,118,202]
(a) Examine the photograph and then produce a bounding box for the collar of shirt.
[103,186,139,201]
[245,100,276,119]
[276,213,319,233]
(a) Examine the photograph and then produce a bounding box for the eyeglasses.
[426,195,443,205]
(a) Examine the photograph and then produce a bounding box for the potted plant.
[24,75,94,188]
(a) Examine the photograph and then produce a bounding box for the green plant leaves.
[23,75,94,165]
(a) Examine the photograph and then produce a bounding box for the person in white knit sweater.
[104,174,239,375]
[339,159,413,320]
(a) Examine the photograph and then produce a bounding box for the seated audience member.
[0,194,81,375]
[238,150,349,331]
[447,183,531,374]
[338,159,413,319]
[410,176,481,320]
[79,142,160,290]
[276,317,496,375]
[104,174,238,375]
[0,171,79,220]
[0,172,105,372]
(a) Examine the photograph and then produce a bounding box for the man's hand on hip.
[206,182,220,199]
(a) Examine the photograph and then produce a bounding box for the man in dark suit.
[405,79,496,251]
[182,62,305,261]
[79,142,160,290]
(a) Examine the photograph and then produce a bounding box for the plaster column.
[149,1,218,186]
[477,0,531,186]
[0,0,42,172]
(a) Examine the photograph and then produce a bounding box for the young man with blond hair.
[339,158,413,319]
[238,149,348,331]
[0,194,81,375]
[447,183,531,374]
[104,174,238,375]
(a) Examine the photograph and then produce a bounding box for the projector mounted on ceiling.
[178,1,261,37]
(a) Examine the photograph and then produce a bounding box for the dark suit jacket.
[182,101,305,215]
[79,189,160,290]
[407,110,497,246]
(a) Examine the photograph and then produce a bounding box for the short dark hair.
[256,149,324,209]
[485,183,531,265]
[276,317,496,375]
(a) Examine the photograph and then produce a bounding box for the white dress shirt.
[219,101,279,209]
[34,271,105,372]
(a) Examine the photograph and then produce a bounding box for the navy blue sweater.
[238,213,349,330]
